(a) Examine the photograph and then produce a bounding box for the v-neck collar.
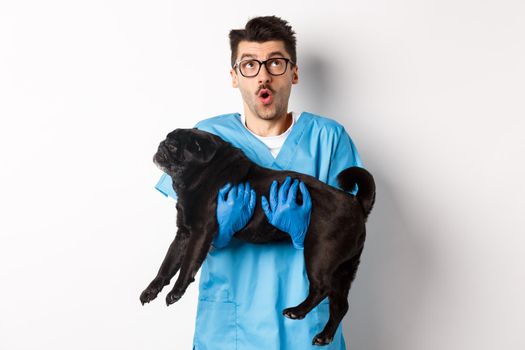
[231,112,310,170]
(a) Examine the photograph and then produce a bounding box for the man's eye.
[269,59,282,67]
[243,61,256,69]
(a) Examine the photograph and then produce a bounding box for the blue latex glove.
[261,177,312,249]
[213,182,256,249]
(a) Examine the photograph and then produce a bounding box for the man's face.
[230,40,299,121]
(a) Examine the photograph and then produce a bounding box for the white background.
[1,1,524,349]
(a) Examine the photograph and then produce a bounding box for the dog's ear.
[184,132,221,164]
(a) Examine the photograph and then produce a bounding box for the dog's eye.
[167,144,176,152]
[193,140,202,152]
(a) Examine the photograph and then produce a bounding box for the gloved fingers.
[248,189,256,212]
[278,176,292,204]
[236,182,245,201]
[288,179,300,205]
[243,182,251,203]
[261,195,272,220]
[299,181,312,209]
[227,185,237,204]
[218,183,232,201]
[269,180,278,212]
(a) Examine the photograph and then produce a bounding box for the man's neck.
[244,111,293,137]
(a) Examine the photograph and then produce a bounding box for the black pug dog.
[140,128,375,346]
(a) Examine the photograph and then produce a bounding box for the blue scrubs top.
[155,112,362,350]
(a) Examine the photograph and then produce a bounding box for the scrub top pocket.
[193,299,237,350]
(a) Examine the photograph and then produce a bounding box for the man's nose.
[258,64,272,84]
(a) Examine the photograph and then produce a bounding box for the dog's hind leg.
[139,227,190,305]
[282,283,329,320]
[312,249,363,346]
[165,222,215,305]
[282,254,333,320]
[282,237,343,320]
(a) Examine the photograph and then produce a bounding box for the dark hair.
[229,16,297,68]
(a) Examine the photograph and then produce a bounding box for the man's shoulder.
[301,111,346,135]
[194,112,240,131]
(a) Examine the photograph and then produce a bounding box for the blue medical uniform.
[155,112,362,350]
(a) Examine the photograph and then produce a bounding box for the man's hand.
[214,182,256,249]
[261,177,312,249]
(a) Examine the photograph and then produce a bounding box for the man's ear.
[230,68,239,88]
[292,64,299,85]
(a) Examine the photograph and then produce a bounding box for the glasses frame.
[233,57,296,77]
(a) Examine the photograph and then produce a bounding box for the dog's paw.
[140,277,167,305]
[140,287,160,305]
[282,307,306,320]
[165,291,183,306]
[312,332,333,346]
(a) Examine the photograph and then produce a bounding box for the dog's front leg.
[165,220,215,305]
[140,226,190,305]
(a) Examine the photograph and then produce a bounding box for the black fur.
[140,128,376,346]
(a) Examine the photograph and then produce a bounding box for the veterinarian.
[155,16,363,350]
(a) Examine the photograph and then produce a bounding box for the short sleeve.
[155,172,178,201]
[327,128,363,195]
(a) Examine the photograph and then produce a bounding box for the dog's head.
[153,128,225,174]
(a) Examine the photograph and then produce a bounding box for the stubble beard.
[255,103,281,120]
[247,93,287,122]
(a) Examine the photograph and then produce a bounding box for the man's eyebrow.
[239,51,287,60]
[239,53,256,60]
[266,51,287,58]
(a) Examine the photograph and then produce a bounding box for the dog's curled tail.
[337,166,376,218]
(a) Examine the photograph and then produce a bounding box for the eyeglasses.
[233,57,295,77]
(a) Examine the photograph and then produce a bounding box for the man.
[155,16,362,350]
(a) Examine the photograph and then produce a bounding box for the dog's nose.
[159,141,169,151]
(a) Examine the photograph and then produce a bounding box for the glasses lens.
[239,60,260,77]
[266,58,287,75]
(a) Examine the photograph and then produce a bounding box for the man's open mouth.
[258,89,273,104]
